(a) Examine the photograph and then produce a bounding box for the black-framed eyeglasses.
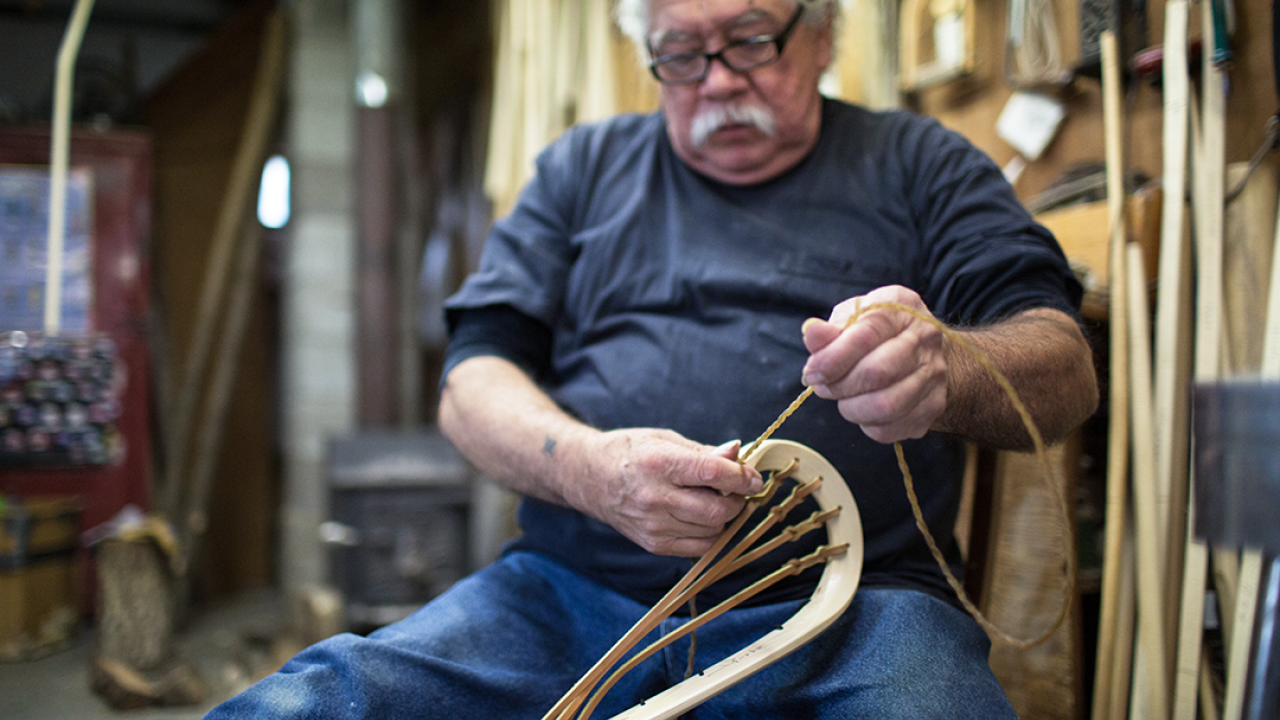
[647,4,806,85]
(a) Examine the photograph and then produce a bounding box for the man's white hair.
[614,0,842,60]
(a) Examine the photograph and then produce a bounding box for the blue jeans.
[204,551,1016,719]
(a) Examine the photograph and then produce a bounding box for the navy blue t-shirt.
[444,98,1081,610]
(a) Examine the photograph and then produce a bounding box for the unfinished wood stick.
[543,480,775,720]
[545,463,820,720]
[1223,550,1264,719]
[1092,28,1134,720]
[1174,5,1228,713]
[1127,241,1171,719]
[1216,548,1241,649]
[1171,352,1213,717]
[1154,0,1195,654]
[1107,523,1138,720]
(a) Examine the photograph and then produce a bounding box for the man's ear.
[815,20,835,70]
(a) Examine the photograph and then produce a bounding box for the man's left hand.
[800,285,947,444]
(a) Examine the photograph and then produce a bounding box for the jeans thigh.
[687,588,1017,720]
[204,551,666,720]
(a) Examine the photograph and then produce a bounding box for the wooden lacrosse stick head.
[608,439,864,720]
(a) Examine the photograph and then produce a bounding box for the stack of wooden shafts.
[1090,5,1278,718]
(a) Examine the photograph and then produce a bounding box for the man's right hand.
[441,356,765,557]
[565,430,764,557]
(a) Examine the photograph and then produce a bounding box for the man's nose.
[699,54,750,96]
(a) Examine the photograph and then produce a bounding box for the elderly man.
[205,0,1097,717]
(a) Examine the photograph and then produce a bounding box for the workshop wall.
[910,0,1279,204]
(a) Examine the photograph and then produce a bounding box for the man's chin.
[685,148,776,184]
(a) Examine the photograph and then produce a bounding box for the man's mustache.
[690,104,777,147]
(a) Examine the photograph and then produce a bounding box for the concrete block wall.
[279,0,356,595]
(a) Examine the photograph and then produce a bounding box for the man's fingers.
[633,489,747,557]
[804,324,876,390]
[670,445,763,496]
[837,364,934,424]
[812,329,923,399]
[801,317,841,353]
[710,439,741,459]
[800,287,948,445]
[667,489,745,528]
[658,536,724,558]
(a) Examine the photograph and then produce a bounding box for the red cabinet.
[0,127,154,612]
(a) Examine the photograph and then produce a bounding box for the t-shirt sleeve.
[899,118,1083,325]
[440,304,553,385]
[444,132,582,330]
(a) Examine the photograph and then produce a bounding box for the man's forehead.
[647,0,791,39]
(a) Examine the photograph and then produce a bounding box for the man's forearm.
[438,355,765,556]
[933,308,1098,449]
[439,355,597,507]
